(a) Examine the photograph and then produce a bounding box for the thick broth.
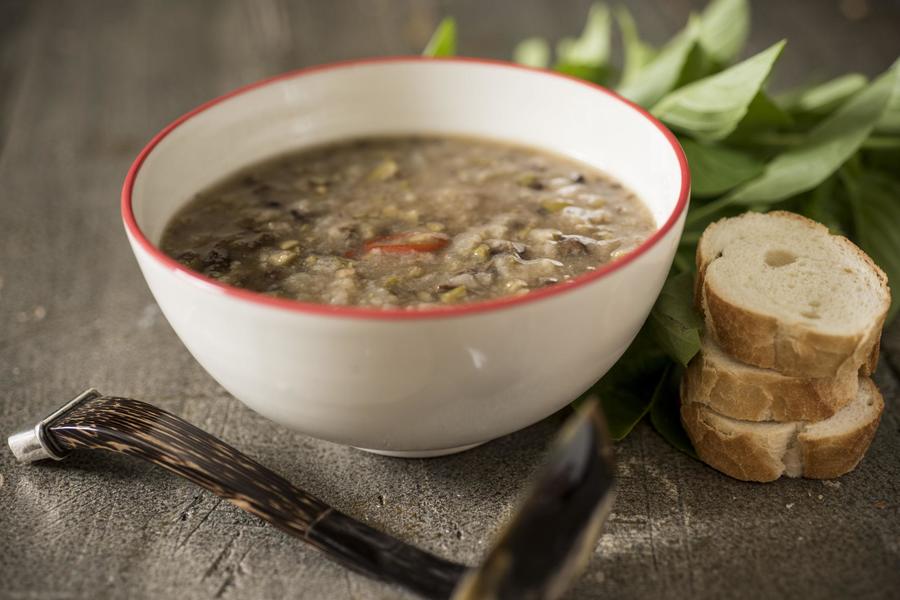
[160,136,655,308]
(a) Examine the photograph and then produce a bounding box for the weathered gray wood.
[1,1,899,599]
[0,2,31,162]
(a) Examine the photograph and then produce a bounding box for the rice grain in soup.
[160,136,656,308]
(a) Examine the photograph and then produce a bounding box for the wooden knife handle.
[45,393,465,599]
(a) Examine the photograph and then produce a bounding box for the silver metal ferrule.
[7,388,102,463]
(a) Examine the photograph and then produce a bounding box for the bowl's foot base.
[355,441,485,458]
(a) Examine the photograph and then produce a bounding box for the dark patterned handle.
[47,395,466,599]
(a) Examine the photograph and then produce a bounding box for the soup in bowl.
[123,57,689,456]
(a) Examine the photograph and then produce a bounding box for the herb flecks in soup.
[160,136,655,308]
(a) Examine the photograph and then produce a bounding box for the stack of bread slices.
[681,211,891,482]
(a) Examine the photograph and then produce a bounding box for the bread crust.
[799,379,884,479]
[681,376,883,483]
[696,211,890,378]
[863,318,885,376]
[680,391,789,482]
[685,343,857,421]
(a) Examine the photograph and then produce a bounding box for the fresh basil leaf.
[616,16,700,107]
[671,0,749,89]
[649,365,697,458]
[864,145,900,175]
[675,43,720,88]
[863,136,900,150]
[787,74,868,115]
[595,381,656,441]
[555,3,612,83]
[615,5,656,88]
[672,245,696,274]
[845,171,900,322]
[575,327,668,440]
[875,66,900,134]
[646,271,703,366]
[699,0,750,65]
[681,139,766,197]
[799,174,853,237]
[875,106,900,134]
[728,92,793,139]
[423,18,456,57]
[513,37,550,68]
[652,40,785,141]
[725,59,900,205]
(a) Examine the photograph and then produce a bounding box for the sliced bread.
[681,376,883,482]
[685,336,858,422]
[696,211,889,378]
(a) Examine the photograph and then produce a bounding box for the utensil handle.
[45,393,465,599]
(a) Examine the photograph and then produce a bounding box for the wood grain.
[1,1,899,599]
[49,393,466,599]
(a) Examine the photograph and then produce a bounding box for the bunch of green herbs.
[423,0,900,453]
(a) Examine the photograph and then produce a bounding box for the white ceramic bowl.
[123,57,689,457]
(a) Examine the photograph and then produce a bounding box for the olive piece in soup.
[160,136,655,308]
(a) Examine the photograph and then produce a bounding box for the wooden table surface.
[1,1,899,598]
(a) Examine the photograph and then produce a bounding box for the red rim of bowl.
[122,56,690,321]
